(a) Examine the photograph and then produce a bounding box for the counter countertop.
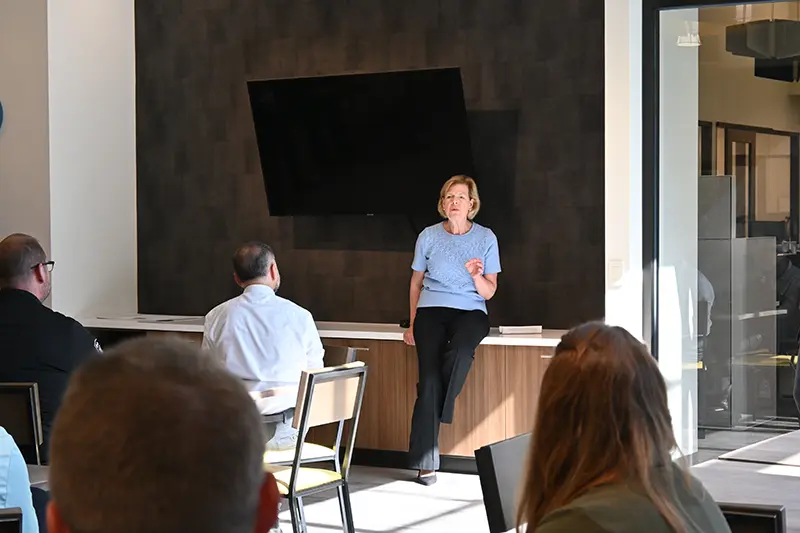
[80,315,566,347]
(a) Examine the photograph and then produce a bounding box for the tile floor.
[276,466,490,533]
[276,428,793,532]
[690,427,789,464]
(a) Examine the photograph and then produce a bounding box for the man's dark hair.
[233,242,275,282]
[0,233,46,287]
[48,338,266,533]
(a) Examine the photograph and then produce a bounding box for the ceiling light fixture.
[677,20,702,47]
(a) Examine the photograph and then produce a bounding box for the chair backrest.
[0,508,22,533]
[293,362,367,430]
[719,503,786,533]
[0,383,43,449]
[475,433,532,533]
[287,362,368,482]
[322,345,368,367]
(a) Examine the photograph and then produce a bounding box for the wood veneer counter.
[320,338,554,457]
[81,315,566,348]
[83,317,556,457]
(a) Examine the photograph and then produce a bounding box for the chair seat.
[261,407,294,424]
[271,467,342,495]
[264,442,336,466]
[26,465,49,487]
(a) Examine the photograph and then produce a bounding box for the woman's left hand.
[465,258,484,278]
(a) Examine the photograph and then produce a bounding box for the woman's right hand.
[403,326,415,345]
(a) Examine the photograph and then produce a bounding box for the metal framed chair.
[262,412,339,468]
[719,502,786,533]
[475,433,532,533]
[262,345,368,467]
[321,344,368,367]
[0,508,22,533]
[265,362,368,533]
[0,383,43,465]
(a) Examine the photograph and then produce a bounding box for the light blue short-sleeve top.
[412,222,501,314]
[0,427,38,533]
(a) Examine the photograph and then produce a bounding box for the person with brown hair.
[516,322,730,533]
[0,233,101,464]
[46,337,280,533]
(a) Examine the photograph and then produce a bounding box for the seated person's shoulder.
[47,311,100,354]
[536,508,607,533]
[540,470,728,533]
[0,425,24,461]
[205,298,232,321]
[43,307,83,332]
[276,296,314,322]
[0,425,12,445]
[538,486,668,533]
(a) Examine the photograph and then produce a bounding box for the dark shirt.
[0,289,99,463]
[534,464,730,533]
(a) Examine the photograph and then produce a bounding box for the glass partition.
[659,2,800,461]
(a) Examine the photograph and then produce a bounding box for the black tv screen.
[247,67,474,216]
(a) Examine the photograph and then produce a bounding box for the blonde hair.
[516,322,690,533]
[437,175,481,220]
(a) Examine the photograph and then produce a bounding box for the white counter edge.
[80,316,565,348]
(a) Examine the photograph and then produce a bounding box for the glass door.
[656,3,798,460]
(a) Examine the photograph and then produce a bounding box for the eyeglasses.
[31,261,55,273]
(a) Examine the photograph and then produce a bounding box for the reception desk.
[81,316,563,463]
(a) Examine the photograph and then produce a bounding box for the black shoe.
[414,473,437,486]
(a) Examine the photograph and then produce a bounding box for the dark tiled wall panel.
[135,0,604,328]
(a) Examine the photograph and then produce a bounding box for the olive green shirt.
[536,466,731,533]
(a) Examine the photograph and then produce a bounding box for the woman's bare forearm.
[409,283,422,324]
[409,272,424,325]
[473,273,497,300]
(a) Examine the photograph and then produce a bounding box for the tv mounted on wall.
[247,67,474,216]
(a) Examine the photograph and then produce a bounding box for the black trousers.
[32,487,49,533]
[408,307,490,471]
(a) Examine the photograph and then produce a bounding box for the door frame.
[720,123,799,241]
[699,120,713,176]
[723,126,757,237]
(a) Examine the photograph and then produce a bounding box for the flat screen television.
[247,67,474,216]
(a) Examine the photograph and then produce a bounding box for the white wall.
[47,0,137,317]
[604,0,643,340]
[0,0,136,318]
[605,0,699,454]
[0,0,51,252]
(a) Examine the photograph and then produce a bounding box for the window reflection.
[662,2,800,464]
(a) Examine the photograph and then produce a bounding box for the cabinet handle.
[541,355,553,359]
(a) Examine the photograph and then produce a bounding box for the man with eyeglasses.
[0,233,101,465]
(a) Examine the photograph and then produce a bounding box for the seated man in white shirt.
[203,242,324,451]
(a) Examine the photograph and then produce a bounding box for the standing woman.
[403,175,501,485]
